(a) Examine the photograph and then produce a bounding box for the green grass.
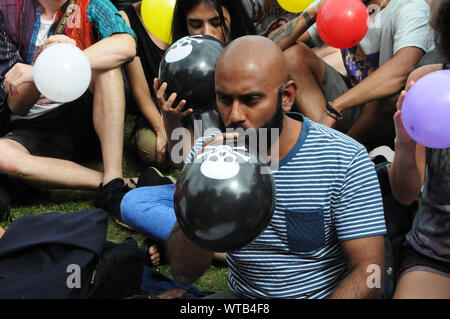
[1,113,230,294]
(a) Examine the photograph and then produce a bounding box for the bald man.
[168,36,387,299]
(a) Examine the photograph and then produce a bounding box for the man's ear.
[281,80,297,112]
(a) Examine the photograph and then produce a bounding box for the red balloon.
[316,0,369,49]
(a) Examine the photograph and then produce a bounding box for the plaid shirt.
[0,0,136,105]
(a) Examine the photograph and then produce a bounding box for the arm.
[83,33,136,71]
[0,13,40,115]
[119,10,167,164]
[167,222,214,285]
[4,32,136,115]
[153,79,194,169]
[5,64,40,116]
[320,46,425,126]
[124,58,167,163]
[330,235,385,299]
[0,225,4,239]
[268,1,324,50]
[388,66,440,205]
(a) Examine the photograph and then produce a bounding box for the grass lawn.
[1,113,230,294]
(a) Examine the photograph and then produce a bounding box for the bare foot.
[149,244,160,266]
[124,177,138,189]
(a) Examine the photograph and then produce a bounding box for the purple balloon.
[402,70,450,149]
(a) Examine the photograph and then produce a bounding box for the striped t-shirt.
[186,113,386,299]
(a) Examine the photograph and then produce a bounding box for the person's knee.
[0,141,25,176]
[284,43,325,83]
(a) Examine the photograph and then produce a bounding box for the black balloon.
[174,143,276,252]
[158,35,224,114]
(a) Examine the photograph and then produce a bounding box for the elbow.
[394,193,418,207]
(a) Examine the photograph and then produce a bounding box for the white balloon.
[33,43,91,103]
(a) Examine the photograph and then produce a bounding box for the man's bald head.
[216,35,289,86]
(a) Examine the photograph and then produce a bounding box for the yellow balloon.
[141,0,176,44]
[277,0,315,13]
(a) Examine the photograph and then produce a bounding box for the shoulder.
[306,119,366,156]
[392,0,430,22]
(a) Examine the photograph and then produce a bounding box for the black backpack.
[0,209,145,299]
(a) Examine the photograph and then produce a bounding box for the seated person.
[268,0,435,150]
[120,0,256,262]
[167,36,387,299]
[119,0,256,169]
[0,0,137,222]
[390,0,450,299]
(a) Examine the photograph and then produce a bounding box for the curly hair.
[436,0,450,60]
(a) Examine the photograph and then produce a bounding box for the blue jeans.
[120,184,176,242]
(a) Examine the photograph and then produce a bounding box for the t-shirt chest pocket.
[284,209,326,253]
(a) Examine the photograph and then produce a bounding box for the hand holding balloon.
[158,35,224,114]
[401,70,450,149]
[42,34,76,51]
[33,43,91,103]
[153,78,193,120]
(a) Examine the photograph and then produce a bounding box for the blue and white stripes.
[226,116,386,298]
[186,114,386,299]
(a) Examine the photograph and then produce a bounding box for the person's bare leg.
[90,68,126,185]
[0,139,103,189]
[394,270,450,299]
[346,94,397,149]
[283,42,327,121]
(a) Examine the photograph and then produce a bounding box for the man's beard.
[225,87,284,159]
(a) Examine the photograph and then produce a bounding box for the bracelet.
[302,11,314,26]
[324,102,343,120]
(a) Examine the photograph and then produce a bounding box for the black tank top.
[123,5,166,98]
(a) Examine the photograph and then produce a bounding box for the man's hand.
[4,63,34,97]
[42,34,76,51]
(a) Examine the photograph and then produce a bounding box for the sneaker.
[94,178,133,230]
[136,167,176,188]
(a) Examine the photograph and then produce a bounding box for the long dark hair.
[171,0,256,44]
[436,0,450,60]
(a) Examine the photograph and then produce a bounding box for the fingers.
[202,132,239,148]
[43,35,76,50]
[4,63,34,97]
[154,78,194,118]
[396,90,407,112]
[405,80,415,93]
